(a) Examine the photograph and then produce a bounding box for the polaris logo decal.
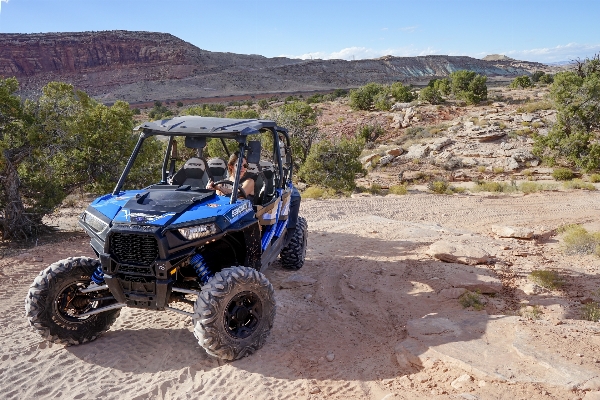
[226,202,252,223]
[118,209,175,223]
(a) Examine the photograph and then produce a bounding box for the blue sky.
[0,0,598,63]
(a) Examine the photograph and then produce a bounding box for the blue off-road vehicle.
[25,116,307,360]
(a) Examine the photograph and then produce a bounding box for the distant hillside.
[0,30,549,103]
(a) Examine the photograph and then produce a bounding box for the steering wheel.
[213,180,247,199]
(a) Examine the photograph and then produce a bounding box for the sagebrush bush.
[472,181,516,193]
[301,186,337,199]
[581,302,600,322]
[388,184,408,195]
[519,181,557,193]
[560,224,600,255]
[427,178,450,194]
[564,179,596,190]
[529,270,564,290]
[589,174,600,183]
[552,168,575,181]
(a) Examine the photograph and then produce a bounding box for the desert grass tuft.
[528,270,564,290]
[520,305,543,320]
[563,179,596,191]
[519,181,558,194]
[472,181,517,193]
[560,224,600,256]
[581,302,600,322]
[458,291,485,310]
[388,184,408,195]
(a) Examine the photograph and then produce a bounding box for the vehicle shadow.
[63,229,600,385]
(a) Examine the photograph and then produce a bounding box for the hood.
[87,189,253,228]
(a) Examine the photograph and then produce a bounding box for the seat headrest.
[247,163,260,174]
[259,160,275,172]
[207,158,226,168]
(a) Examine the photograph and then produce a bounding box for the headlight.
[82,211,109,233]
[178,223,218,240]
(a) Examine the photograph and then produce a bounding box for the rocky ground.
[1,189,600,400]
[312,85,569,190]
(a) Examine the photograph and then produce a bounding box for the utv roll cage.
[113,117,293,204]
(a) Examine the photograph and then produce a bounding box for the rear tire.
[280,216,308,270]
[25,257,121,345]
[193,266,275,361]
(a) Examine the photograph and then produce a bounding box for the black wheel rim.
[224,291,262,339]
[54,282,99,322]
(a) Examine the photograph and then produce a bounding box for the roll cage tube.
[278,129,293,184]
[113,133,147,195]
[160,136,174,184]
[230,141,247,204]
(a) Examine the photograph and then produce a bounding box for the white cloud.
[280,45,439,61]
[501,43,600,63]
[280,42,600,63]
[399,26,417,33]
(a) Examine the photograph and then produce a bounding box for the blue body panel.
[89,191,144,220]
[89,190,253,227]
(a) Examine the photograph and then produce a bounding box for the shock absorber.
[190,253,213,284]
[91,265,105,285]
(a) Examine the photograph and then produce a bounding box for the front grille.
[110,233,158,266]
[118,265,154,276]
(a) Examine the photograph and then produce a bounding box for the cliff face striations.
[0,30,547,103]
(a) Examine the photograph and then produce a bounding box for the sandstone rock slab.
[399,313,598,389]
[491,225,534,239]
[426,240,490,265]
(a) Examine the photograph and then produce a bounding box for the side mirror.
[246,141,261,164]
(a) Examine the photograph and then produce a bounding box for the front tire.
[280,216,308,270]
[193,266,275,361]
[25,256,121,345]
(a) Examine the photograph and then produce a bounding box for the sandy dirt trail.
[1,191,600,399]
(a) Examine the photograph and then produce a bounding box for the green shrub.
[388,184,408,195]
[538,74,554,84]
[389,82,415,102]
[373,92,392,111]
[492,166,505,174]
[510,76,533,89]
[561,224,600,255]
[581,302,600,322]
[589,173,600,183]
[176,101,184,107]
[529,270,564,290]
[369,183,382,194]
[564,179,596,190]
[552,167,575,181]
[516,100,553,113]
[298,137,365,191]
[519,181,557,193]
[302,186,324,199]
[349,83,386,111]
[472,181,516,193]
[533,56,600,171]
[357,124,384,143]
[258,99,269,110]
[459,291,485,310]
[428,178,450,194]
[431,78,451,96]
[132,108,141,115]
[449,70,488,104]
[419,86,443,104]
[531,71,545,83]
